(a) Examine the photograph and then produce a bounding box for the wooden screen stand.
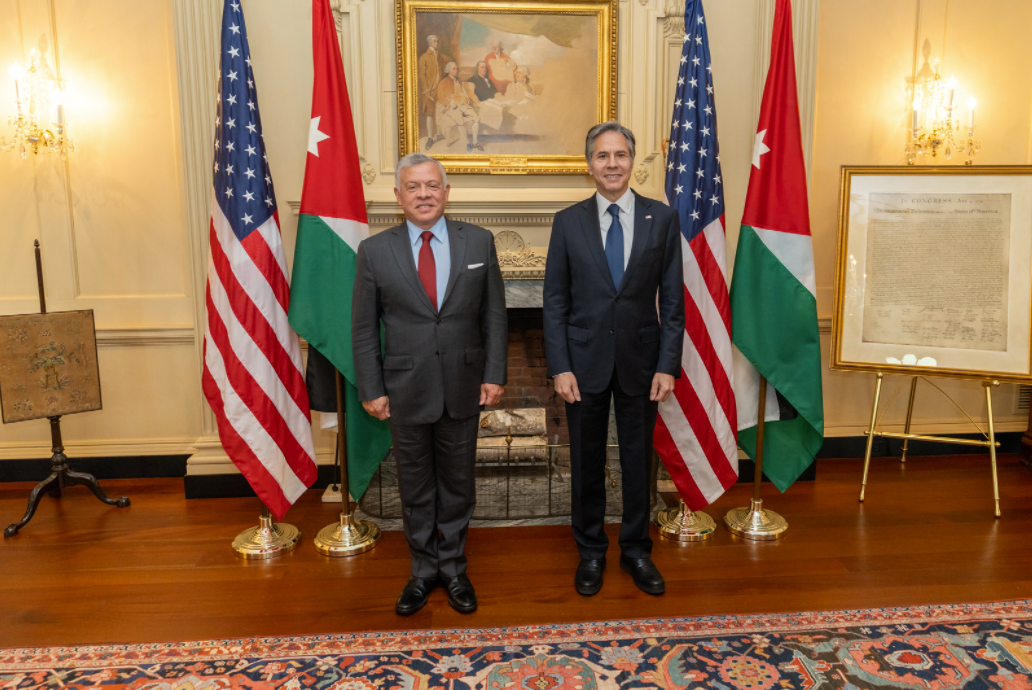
[4,241,129,538]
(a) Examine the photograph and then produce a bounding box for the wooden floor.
[2,453,1031,649]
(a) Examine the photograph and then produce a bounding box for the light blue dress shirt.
[596,188,634,269]
[406,216,450,310]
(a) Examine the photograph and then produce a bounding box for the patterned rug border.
[3,599,1031,669]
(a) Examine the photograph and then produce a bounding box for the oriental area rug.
[3,601,1032,690]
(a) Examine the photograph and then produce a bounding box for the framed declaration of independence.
[395,0,617,174]
[831,166,1032,383]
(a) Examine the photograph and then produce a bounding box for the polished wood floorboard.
[1,454,1031,648]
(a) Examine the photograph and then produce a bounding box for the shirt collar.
[407,215,448,245]
[595,188,634,217]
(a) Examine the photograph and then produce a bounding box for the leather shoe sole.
[575,557,606,596]
[620,557,665,595]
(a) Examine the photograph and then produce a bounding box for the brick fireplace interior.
[490,307,568,446]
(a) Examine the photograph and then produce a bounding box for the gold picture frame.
[395,0,617,174]
[831,165,1032,383]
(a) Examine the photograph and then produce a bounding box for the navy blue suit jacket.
[543,192,685,397]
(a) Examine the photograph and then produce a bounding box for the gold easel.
[858,373,1002,517]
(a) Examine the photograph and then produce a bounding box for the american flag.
[201,0,317,519]
[653,0,739,510]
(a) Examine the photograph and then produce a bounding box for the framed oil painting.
[830,166,1032,383]
[396,0,617,174]
[0,310,102,423]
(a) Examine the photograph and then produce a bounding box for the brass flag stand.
[231,504,302,559]
[654,447,716,541]
[313,369,381,556]
[656,490,716,541]
[858,373,1002,517]
[5,241,129,537]
[724,376,789,540]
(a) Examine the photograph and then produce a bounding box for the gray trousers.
[390,410,479,578]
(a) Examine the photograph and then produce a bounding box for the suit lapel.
[577,196,616,293]
[618,192,656,294]
[439,219,467,311]
[388,224,437,314]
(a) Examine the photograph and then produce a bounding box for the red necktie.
[418,230,437,310]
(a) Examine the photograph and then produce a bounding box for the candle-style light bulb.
[946,75,956,109]
[10,62,22,102]
[51,87,64,127]
[967,95,976,129]
[912,97,920,132]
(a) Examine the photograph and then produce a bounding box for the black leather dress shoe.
[444,574,477,613]
[426,138,434,150]
[395,576,437,615]
[620,556,665,595]
[575,557,606,596]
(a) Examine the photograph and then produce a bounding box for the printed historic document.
[862,193,1011,351]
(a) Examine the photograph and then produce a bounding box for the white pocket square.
[468,263,484,269]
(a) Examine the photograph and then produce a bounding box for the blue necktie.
[605,203,625,288]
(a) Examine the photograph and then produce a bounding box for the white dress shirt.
[596,188,634,269]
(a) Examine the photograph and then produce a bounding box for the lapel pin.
[645,215,652,219]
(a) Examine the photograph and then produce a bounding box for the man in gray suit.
[352,152,507,615]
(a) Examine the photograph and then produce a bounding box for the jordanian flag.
[729,0,823,491]
[287,0,390,501]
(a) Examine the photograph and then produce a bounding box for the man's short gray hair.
[443,61,457,76]
[584,121,636,164]
[395,152,448,189]
[427,34,438,46]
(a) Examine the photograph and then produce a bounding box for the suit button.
[437,319,443,325]
[435,351,439,355]
[609,328,615,334]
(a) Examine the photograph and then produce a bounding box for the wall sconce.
[905,63,979,165]
[1,48,73,159]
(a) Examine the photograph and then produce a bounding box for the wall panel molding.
[96,327,195,347]
[0,436,198,461]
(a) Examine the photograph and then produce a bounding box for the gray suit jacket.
[352,218,508,424]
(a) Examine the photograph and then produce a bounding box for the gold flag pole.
[724,376,788,539]
[313,369,381,556]
[232,503,302,559]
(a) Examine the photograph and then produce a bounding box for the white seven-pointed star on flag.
[752,129,771,168]
[308,116,331,156]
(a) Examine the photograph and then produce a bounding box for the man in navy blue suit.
[543,121,685,596]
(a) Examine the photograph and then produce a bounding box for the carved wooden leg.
[63,469,130,508]
[5,471,60,537]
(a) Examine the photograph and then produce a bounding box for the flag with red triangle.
[729,0,824,491]
[287,0,390,501]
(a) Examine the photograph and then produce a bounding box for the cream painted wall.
[0,0,201,459]
[812,0,1032,435]
[1,0,1028,468]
